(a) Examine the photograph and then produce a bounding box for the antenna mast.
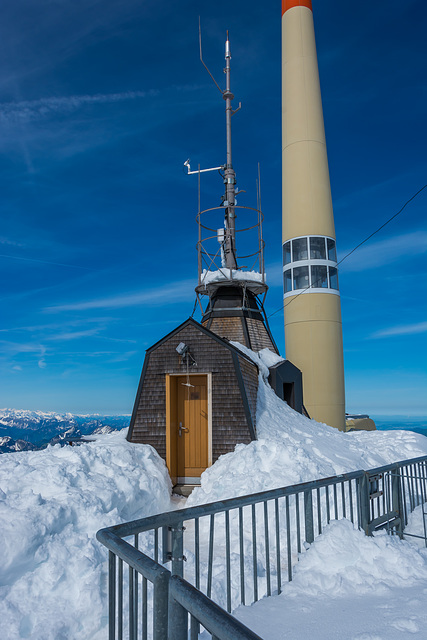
[223,31,238,270]
[187,27,242,270]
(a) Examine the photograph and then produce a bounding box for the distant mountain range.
[0,409,130,454]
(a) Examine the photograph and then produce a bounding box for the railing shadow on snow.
[96,455,427,640]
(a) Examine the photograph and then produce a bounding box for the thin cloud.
[0,252,95,270]
[371,322,427,339]
[339,231,427,273]
[0,236,23,247]
[47,328,101,342]
[0,91,156,124]
[45,279,195,312]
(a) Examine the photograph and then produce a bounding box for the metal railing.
[96,455,427,639]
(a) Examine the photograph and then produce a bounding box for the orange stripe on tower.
[282,0,312,15]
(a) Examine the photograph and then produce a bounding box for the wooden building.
[127,312,303,487]
[127,317,259,486]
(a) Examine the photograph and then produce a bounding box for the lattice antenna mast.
[185,25,241,270]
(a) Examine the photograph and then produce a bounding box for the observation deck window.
[283,241,291,265]
[292,238,308,262]
[311,265,328,288]
[327,238,337,261]
[293,266,309,291]
[329,267,339,290]
[309,237,326,260]
[284,268,292,293]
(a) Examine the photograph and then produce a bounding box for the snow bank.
[0,430,172,640]
[282,519,427,597]
[235,517,427,639]
[188,346,427,506]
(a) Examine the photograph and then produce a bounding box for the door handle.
[178,422,189,437]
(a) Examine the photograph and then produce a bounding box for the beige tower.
[282,0,345,430]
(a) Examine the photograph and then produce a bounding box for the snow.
[1,346,427,638]
[234,516,427,639]
[0,430,173,640]
[188,346,427,506]
[200,269,264,286]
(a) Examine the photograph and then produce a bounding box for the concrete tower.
[281,0,345,430]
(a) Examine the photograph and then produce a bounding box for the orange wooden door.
[176,375,208,479]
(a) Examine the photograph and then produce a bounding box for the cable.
[336,183,427,269]
[190,296,198,318]
[268,183,427,319]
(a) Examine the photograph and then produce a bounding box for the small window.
[310,237,326,260]
[293,266,309,290]
[283,241,291,265]
[327,238,337,262]
[311,265,328,288]
[284,269,292,293]
[329,266,339,290]
[292,238,308,262]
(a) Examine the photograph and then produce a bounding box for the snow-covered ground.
[188,347,427,506]
[0,431,173,640]
[234,514,427,640]
[1,346,427,638]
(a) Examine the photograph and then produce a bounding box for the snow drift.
[235,517,427,639]
[1,346,427,638]
[0,430,172,640]
[188,347,427,506]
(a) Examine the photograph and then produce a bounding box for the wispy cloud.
[0,236,23,247]
[0,91,157,124]
[47,328,101,342]
[371,322,427,339]
[339,231,427,272]
[45,279,195,312]
[0,252,95,270]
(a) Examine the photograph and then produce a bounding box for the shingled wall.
[127,319,258,463]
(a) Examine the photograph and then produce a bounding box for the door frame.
[165,373,212,485]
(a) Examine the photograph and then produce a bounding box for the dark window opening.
[283,382,295,409]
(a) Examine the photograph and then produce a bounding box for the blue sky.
[0,0,426,416]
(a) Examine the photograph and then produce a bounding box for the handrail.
[97,455,427,639]
[99,456,427,539]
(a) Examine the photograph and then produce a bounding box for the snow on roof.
[200,268,264,286]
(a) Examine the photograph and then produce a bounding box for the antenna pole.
[223,31,237,270]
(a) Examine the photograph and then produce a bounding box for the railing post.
[169,523,187,637]
[171,523,185,577]
[358,473,371,535]
[304,490,314,544]
[391,465,403,538]
[108,551,116,640]
[168,586,187,640]
[153,570,171,640]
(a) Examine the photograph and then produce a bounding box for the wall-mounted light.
[176,342,189,356]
